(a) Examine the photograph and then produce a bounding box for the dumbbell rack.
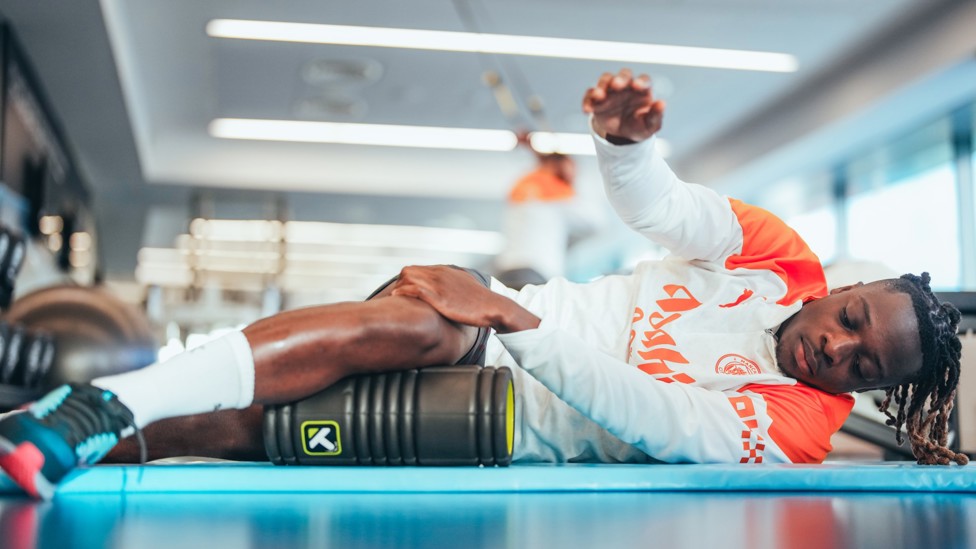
[0,321,55,410]
[0,223,47,411]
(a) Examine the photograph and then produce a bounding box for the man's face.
[775,282,922,394]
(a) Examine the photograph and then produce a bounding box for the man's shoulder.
[724,198,828,304]
[741,382,855,463]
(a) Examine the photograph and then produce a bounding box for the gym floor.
[2,463,974,549]
[0,492,976,549]
[2,491,974,549]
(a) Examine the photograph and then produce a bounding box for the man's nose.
[824,332,858,365]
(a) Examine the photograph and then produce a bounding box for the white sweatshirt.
[485,133,854,465]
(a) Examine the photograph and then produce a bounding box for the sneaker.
[0,383,137,499]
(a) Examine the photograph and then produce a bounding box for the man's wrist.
[606,134,638,146]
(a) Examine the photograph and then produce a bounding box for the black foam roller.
[264,365,514,467]
[383,371,403,465]
[399,369,418,465]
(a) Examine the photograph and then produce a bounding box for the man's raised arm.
[584,69,741,263]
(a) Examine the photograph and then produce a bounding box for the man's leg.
[104,406,267,463]
[0,278,482,496]
[246,294,478,404]
[91,285,478,423]
[111,286,480,456]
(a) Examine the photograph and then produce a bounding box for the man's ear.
[828,281,865,295]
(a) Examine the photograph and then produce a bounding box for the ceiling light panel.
[209,118,518,151]
[207,19,797,73]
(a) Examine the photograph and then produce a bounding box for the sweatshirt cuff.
[493,317,561,370]
[589,119,656,160]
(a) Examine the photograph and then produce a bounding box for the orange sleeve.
[724,198,827,305]
[742,383,855,463]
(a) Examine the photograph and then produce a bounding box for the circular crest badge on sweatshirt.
[715,353,761,375]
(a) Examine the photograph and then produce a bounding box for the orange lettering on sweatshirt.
[632,284,702,384]
[658,285,702,313]
[729,395,765,463]
[627,307,645,359]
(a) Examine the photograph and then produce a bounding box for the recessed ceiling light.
[207,19,797,73]
[209,118,519,151]
[208,118,673,157]
[529,131,670,158]
[529,132,596,156]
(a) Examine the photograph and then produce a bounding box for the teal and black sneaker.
[0,383,138,500]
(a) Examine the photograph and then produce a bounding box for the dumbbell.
[3,284,158,387]
[264,365,515,467]
[0,321,56,389]
[0,226,26,311]
[0,321,55,411]
[1,284,155,412]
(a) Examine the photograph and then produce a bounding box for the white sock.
[91,330,256,428]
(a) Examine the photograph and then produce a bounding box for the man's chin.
[774,350,797,381]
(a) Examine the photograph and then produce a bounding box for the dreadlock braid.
[878,272,968,465]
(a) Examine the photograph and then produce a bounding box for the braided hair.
[878,272,969,465]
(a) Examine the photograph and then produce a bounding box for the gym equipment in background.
[0,320,54,410]
[1,285,157,401]
[0,320,55,389]
[0,227,26,310]
[264,365,515,467]
[0,223,37,409]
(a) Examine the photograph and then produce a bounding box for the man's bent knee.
[361,296,479,366]
[363,267,491,366]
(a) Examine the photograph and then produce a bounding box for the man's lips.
[795,338,816,378]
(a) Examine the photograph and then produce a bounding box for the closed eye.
[852,355,864,381]
[841,307,854,330]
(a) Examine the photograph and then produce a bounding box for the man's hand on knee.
[391,265,540,334]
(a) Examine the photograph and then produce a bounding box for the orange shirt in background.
[508,170,575,203]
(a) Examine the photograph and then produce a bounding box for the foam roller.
[263,365,514,467]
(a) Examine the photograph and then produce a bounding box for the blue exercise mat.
[2,462,974,496]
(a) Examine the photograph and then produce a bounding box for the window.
[788,206,837,266]
[754,172,838,265]
[844,118,959,289]
[846,164,959,288]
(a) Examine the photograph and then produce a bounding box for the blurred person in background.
[494,132,602,289]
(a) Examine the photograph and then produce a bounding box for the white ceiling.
[103,0,922,198]
[0,0,974,279]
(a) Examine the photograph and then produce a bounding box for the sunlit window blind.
[753,172,838,266]
[846,165,960,289]
[788,206,837,265]
[843,117,959,289]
